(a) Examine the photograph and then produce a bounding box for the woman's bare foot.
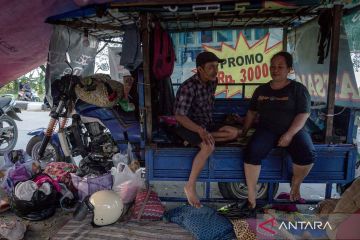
[184,183,202,208]
[247,190,257,209]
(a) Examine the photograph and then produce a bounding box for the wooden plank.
[325,4,343,144]
[140,13,153,143]
[111,0,238,7]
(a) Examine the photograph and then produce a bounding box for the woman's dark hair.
[271,51,293,68]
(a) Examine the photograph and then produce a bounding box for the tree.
[0,65,46,98]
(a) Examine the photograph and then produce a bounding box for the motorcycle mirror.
[65,52,74,75]
[65,52,71,64]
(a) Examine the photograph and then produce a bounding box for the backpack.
[152,22,176,81]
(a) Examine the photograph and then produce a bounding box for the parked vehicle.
[26,58,140,168]
[18,89,41,102]
[0,95,22,155]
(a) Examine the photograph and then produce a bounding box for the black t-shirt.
[249,80,311,134]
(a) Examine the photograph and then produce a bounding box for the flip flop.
[0,199,10,213]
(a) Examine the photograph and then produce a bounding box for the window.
[236,29,252,41]
[185,32,195,44]
[217,30,233,42]
[201,31,213,43]
[255,28,269,40]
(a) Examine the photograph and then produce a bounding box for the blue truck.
[45,0,360,203]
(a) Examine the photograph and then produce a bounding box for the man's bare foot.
[184,184,201,208]
[290,179,301,202]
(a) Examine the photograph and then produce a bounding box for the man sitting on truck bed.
[174,52,240,208]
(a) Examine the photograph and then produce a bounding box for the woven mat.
[51,216,194,240]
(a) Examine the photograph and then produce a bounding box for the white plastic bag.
[111,163,144,203]
[112,153,129,167]
[112,143,136,167]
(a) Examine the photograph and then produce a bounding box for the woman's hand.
[278,131,294,147]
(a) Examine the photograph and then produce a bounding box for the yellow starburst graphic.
[203,32,282,98]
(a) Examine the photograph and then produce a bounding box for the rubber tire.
[26,135,61,163]
[218,182,279,200]
[0,115,18,155]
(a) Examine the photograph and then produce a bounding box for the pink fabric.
[33,174,61,192]
[0,0,77,86]
[336,209,360,239]
[159,116,177,126]
[272,192,305,212]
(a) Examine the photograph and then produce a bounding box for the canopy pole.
[325,4,343,144]
[282,26,288,51]
[140,13,153,143]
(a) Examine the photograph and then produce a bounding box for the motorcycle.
[0,95,22,155]
[26,56,141,167]
[18,89,41,102]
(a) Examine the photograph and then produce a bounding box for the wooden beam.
[48,20,123,31]
[167,23,284,33]
[325,4,343,144]
[111,0,238,7]
[140,13,153,143]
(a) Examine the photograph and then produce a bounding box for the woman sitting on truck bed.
[240,51,316,209]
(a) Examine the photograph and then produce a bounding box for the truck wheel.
[218,182,279,200]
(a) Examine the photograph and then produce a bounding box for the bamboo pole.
[140,13,153,143]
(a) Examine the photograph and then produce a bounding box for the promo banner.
[204,32,282,98]
[288,18,360,107]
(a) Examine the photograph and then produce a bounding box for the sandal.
[0,199,10,213]
[218,200,263,219]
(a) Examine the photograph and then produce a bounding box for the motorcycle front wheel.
[0,115,18,155]
[26,135,61,168]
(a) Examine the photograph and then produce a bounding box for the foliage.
[0,64,46,98]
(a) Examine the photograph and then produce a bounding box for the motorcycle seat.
[0,97,12,109]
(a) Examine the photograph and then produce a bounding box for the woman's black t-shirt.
[248,80,311,134]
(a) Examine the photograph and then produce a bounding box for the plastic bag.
[111,163,144,204]
[112,142,136,167]
[71,173,113,201]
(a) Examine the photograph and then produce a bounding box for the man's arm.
[175,114,203,134]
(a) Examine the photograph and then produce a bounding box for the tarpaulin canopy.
[0,0,118,87]
[1,0,358,88]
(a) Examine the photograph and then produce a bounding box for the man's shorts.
[174,124,221,147]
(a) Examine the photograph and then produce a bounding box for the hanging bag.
[152,22,176,81]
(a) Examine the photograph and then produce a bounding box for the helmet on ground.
[89,190,124,226]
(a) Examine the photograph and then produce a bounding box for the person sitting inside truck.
[174,52,240,208]
[239,51,316,209]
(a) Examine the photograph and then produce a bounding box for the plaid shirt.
[174,74,217,128]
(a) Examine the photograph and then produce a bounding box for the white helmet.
[89,190,124,226]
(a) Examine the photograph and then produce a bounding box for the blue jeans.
[244,127,316,166]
